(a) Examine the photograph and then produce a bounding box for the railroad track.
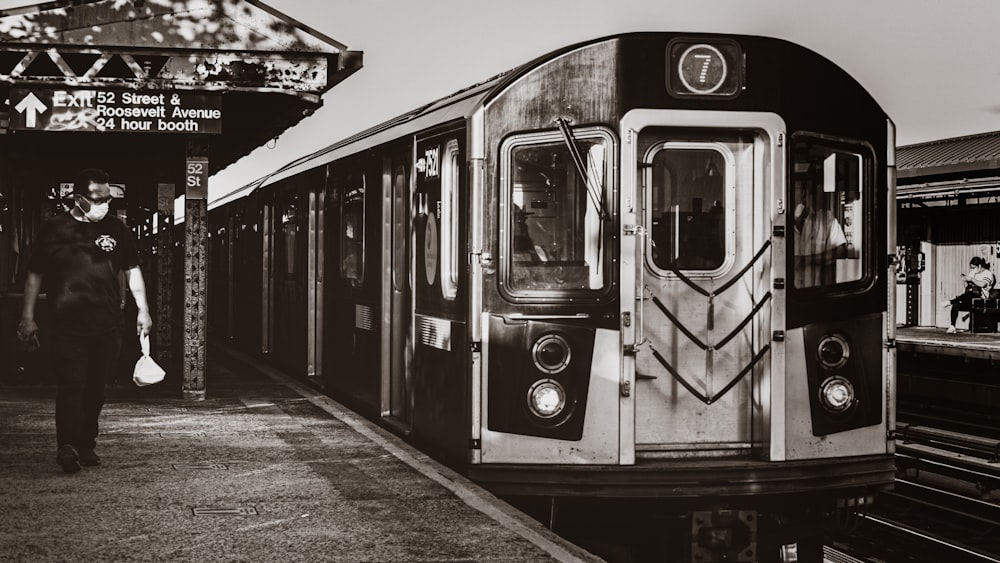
[834,426,1000,562]
[897,356,1000,440]
[859,479,1000,562]
[897,395,1000,439]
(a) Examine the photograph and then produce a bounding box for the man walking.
[17,168,152,473]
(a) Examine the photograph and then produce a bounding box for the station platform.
[896,325,1000,360]
[0,345,600,563]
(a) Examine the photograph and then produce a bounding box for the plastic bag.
[133,333,165,387]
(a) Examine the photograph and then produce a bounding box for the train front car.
[471,33,895,561]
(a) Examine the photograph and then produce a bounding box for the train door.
[412,132,469,465]
[382,150,413,428]
[226,214,237,340]
[261,194,275,355]
[620,110,784,460]
[324,161,379,408]
[306,184,323,381]
[272,182,309,375]
[259,179,314,376]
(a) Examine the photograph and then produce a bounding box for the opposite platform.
[896,325,1000,361]
[0,346,601,563]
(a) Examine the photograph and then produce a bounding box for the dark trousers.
[950,290,978,325]
[52,329,122,450]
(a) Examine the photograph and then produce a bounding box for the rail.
[859,512,1000,563]
[894,424,1000,462]
[834,424,1000,561]
[843,476,1000,562]
[822,545,871,563]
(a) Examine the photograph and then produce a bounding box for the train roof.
[208,35,606,210]
[210,31,880,210]
[208,73,504,209]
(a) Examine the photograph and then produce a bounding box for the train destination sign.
[9,88,222,134]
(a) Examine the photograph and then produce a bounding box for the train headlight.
[527,379,566,419]
[817,334,850,370]
[532,334,571,374]
[819,376,855,413]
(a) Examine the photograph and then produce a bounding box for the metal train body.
[208,32,896,561]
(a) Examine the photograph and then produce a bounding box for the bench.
[971,290,1000,334]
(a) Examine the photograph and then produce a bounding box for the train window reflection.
[281,189,298,276]
[791,138,867,289]
[502,129,612,295]
[647,144,730,272]
[340,173,365,286]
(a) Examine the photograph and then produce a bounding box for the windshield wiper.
[554,118,608,221]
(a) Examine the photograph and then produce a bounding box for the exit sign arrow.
[14,92,47,128]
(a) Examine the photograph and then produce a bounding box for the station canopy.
[897,130,1000,203]
[0,0,362,175]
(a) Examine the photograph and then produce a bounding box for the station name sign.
[9,88,222,134]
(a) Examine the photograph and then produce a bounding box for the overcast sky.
[3,0,999,200]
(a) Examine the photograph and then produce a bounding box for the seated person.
[945,256,996,333]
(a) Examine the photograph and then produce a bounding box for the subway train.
[205,32,897,562]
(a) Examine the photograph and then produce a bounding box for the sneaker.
[78,448,101,467]
[56,444,81,474]
[946,326,957,334]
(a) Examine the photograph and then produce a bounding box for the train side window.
[340,172,365,286]
[500,128,614,297]
[790,137,869,289]
[440,139,460,300]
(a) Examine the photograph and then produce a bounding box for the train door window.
[392,165,407,292]
[790,135,870,290]
[280,187,299,276]
[500,127,614,297]
[645,141,736,273]
[440,139,460,300]
[340,172,365,286]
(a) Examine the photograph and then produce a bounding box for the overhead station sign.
[9,88,222,134]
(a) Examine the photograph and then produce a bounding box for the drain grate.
[173,463,228,470]
[192,507,257,516]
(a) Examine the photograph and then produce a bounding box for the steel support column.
[183,139,209,400]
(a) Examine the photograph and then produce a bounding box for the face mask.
[84,202,109,222]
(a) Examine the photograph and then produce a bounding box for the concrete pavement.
[0,346,602,563]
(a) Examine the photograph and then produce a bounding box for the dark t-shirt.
[28,213,140,335]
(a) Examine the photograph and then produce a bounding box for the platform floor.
[0,346,600,563]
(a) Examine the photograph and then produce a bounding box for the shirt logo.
[95,234,117,252]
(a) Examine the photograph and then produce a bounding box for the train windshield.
[502,128,613,295]
[791,136,870,289]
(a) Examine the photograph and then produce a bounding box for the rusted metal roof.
[0,0,360,92]
[0,0,363,175]
[898,130,1000,179]
[0,0,346,53]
